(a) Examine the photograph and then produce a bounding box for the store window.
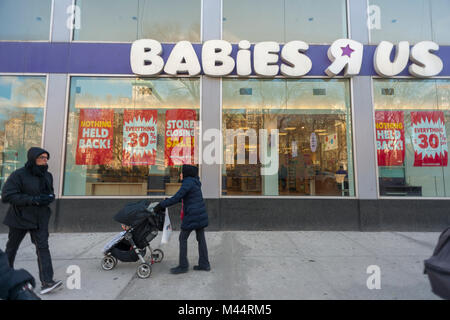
[368,0,450,45]
[223,0,348,43]
[73,0,201,42]
[63,77,200,196]
[374,79,450,197]
[0,0,52,41]
[0,76,46,191]
[222,79,354,197]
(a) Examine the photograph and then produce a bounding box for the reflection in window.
[374,79,450,197]
[223,0,347,43]
[0,0,52,40]
[369,0,450,44]
[222,79,354,197]
[63,77,200,196]
[73,0,201,42]
[0,76,46,190]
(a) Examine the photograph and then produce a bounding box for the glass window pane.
[73,0,201,42]
[285,0,347,43]
[0,76,46,191]
[369,0,450,45]
[223,0,347,43]
[222,79,354,197]
[431,0,450,45]
[63,77,200,196]
[374,79,450,197]
[0,0,52,40]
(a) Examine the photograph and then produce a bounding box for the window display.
[63,77,200,196]
[374,79,450,197]
[222,78,354,197]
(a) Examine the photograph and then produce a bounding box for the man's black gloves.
[32,194,55,206]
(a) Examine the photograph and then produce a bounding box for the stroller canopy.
[114,200,154,228]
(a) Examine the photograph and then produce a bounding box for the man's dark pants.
[179,228,210,269]
[5,226,54,285]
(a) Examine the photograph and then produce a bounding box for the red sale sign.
[76,109,114,165]
[122,110,157,166]
[165,109,197,166]
[375,111,405,166]
[411,111,448,167]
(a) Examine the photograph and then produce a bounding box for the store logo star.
[341,44,354,57]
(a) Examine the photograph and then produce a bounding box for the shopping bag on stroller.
[424,226,450,300]
[161,208,172,245]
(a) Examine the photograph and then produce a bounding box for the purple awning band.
[0,42,449,76]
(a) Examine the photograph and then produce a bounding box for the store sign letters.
[130,39,444,78]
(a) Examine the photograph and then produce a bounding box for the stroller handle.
[146,202,159,213]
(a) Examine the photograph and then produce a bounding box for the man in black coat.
[156,164,210,274]
[2,147,62,295]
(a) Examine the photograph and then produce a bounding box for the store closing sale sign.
[375,111,405,166]
[122,110,157,165]
[165,109,196,165]
[411,111,448,167]
[76,109,114,165]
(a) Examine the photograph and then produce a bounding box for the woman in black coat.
[2,147,62,294]
[156,164,210,274]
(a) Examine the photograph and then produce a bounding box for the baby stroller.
[101,200,165,279]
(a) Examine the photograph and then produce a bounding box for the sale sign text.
[76,109,114,165]
[375,111,405,166]
[122,110,157,166]
[411,111,448,167]
[165,110,197,166]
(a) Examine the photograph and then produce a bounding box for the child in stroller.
[101,200,165,279]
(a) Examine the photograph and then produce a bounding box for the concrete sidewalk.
[0,231,442,300]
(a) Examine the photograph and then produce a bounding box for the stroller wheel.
[137,263,152,279]
[101,255,117,271]
[152,249,164,263]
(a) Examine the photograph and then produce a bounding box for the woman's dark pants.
[179,228,210,269]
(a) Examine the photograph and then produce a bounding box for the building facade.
[1,0,450,232]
